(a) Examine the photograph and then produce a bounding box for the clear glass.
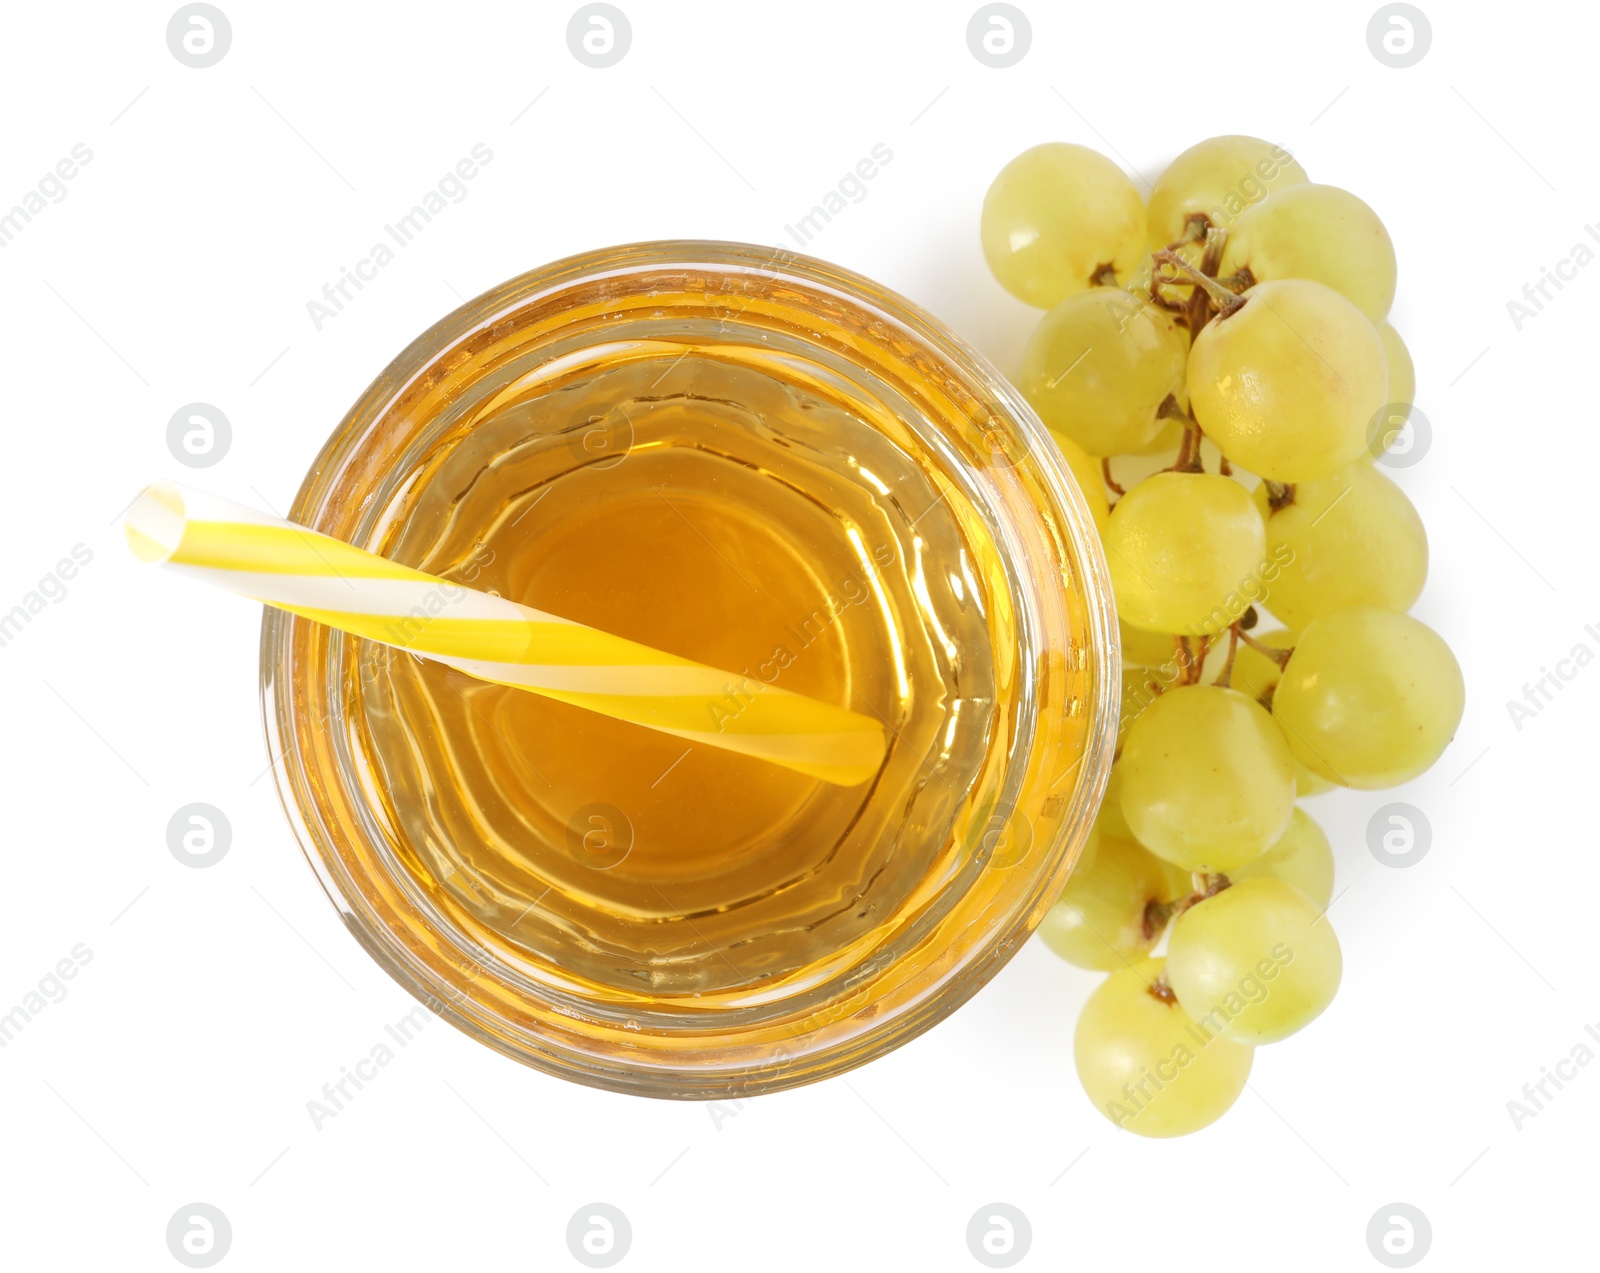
[261,241,1119,1098]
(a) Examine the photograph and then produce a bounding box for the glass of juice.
[262,241,1117,1097]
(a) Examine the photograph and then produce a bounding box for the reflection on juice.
[356,347,1004,997]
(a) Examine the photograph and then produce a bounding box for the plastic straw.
[125,482,886,786]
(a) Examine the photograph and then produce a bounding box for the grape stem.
[1186,225,1231,336]
[1145,873,1234,941]
[1238,627,1295,669]
[1170,633,1212,686]
[1158,395,1206,474]
[1153,249,1246,321]
[1176,214,1211,246]
[1263,480,1297,512]
[1213,623,1242,689]
[1141,897,1174,941]
[1102,457,1125,497]
[1217,266,1255,294]
[1189,873,1232,903]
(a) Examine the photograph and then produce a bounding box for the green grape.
[1367,321,1416,461]
[1119,258,1206,360]
[1255,461,1428,628]
[1219,183,1397,322]
[981,143,1147,308]
[1166,878,1342,1044]
[1052,429,1109,531]
[1273,607,1465,788]
[1096,761,1135,839]
[1135,416,1187,456]
[1074,956,1254,1137]
[1119,684,1295,872]
[1104,472,1266,635]
[1229,807,1334,908]
[1227,630,1337,795]
[1023,290,1189,456]
[1068,261,1190,453]
[1095,763,1194,883]
[1121,618,1178,668]
[1147,135,1309,250]
[1121,252,1157,301]
[1293,758,1335,796]
[1188,279,1389,482]
[1230,626,1296,702]
[1378,321,1415,413]
[1038,833,1179,970]
[1094,761,1132,838]
[1119,665,1166,747]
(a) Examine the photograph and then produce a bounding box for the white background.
[0,1,1592,1268]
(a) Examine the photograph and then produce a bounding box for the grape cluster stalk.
[984,136,1463,1137]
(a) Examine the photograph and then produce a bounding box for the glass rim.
[260,239,1121,1097]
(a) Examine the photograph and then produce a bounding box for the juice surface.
[355,346,1003,998]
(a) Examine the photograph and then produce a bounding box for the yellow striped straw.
[125,482,887,787]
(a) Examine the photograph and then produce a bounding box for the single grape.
[1023,290,1189,456]
[1147,135,1309,250]
[1219,183,1397,322]
[1229,807,1334,908]
[1095,764,1195,890]
[1095,761,1136,840]
[1293,757,1335,797]
[1038,833,1179,970]
[1188,279,1389,482]
[1121,618,1178,668]
[1378,321,1415,415]
[1230,626,1296,703]
[1135,416,1187,456]
[1166,877,1342,1044]
[1052,429,1109,531]
[1121,252,1157,300]
[1120,684,1296,873]
[1104,472,1267,635]
[1074,957,1254,1137]
[1221,631,1336,795]
[1367,321,1416,461]
[1273,607,1465,788]
[981,143,1147,308]
[1119,665,1166,747]
[1255,461,1428,628]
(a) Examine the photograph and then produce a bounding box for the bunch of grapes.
[983,136,1464,1137]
